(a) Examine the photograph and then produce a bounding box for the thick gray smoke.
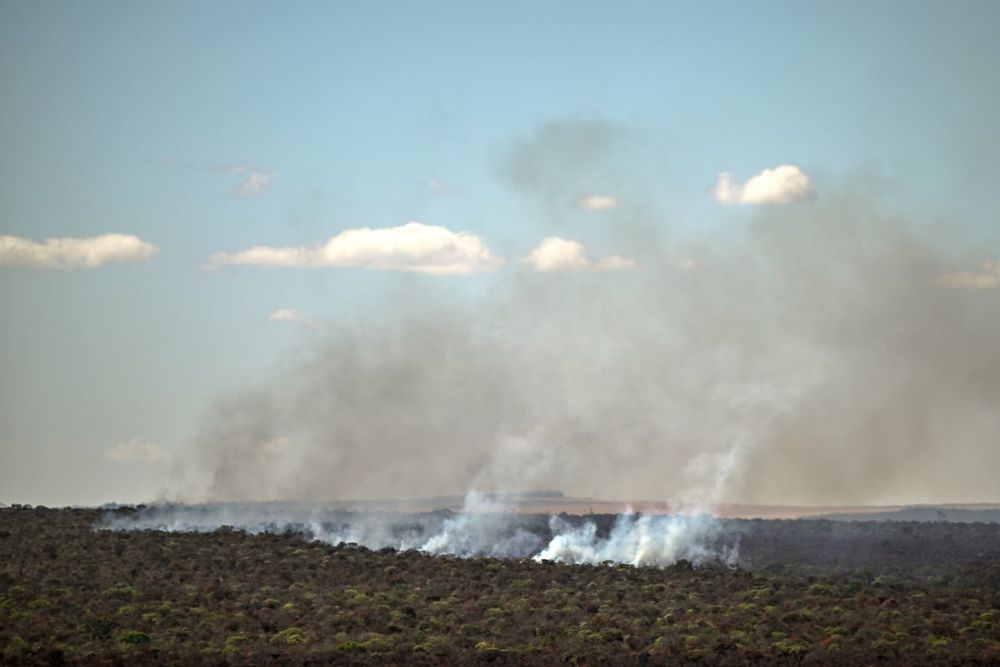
[167,118,999,534]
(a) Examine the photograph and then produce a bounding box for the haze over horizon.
[2,1,999,508]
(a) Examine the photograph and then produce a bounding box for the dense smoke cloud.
[171,119,1000,509]
[103,499,738,568]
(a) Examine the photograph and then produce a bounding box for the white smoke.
[535,511,732,567]
[100,500,734,567]
[418,492,546,558]
[101,434,742,567]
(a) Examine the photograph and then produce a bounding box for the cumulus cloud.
[207,222,504,275]
[939,259,1000,288]
[221,162,275,196]
[268,308,319,329]
[714,164,814,205]
[575,194,617,210]
[522,237,637,273]
[237,169,274,196]
[0,234,157,269]
[105,439,166,464]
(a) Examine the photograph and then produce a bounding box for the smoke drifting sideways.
[133,119,1000,567]
[101,495,736,568]
[117,429,742,566]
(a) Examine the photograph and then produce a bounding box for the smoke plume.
[102,499,738,568]
[156,118,998,563]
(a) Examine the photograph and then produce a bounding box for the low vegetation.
[2,506,999,664]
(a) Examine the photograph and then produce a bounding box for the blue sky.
[2,1,999,506]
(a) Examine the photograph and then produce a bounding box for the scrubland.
[2,506,999,665]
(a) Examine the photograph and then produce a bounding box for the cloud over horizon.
[207,222,504,274]
[575,194,617,210]
[939,259,1000,288]
[269,308,319,329]
[223,162,275,196]
[714,165,814,206]
[105,438,166,464]
[0,234,158,269]
[237,169,274,196]
[522,237,637,272]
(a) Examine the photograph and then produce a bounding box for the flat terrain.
[2,506,1000,665]
[263,494,1000,521]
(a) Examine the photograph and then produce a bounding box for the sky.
[1,0,999,507]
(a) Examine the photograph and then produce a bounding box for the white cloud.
[207,222,504,274]
[220,162,274,196]
[424,178,461,197]
[223,162,253,173]
[269,308,298,322]
[268,308,319,329]
[713,164,814,205]
[939,259,1000,289]
[575,194,617,211]
[674,257,698,271]
[237,169,274,196]
[0,234,158,270]
[522,237,637,273]
[104,438,165,464]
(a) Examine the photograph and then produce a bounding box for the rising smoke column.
[163,119,1000,535]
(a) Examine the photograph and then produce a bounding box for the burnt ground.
[2,506,999,664]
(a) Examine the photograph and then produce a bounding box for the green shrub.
[102,585,137,600]
[223,634,248,654]
[117,630,151,645]
[772,639,808,655]
[276,626,308,645]
[336,640,366,652]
